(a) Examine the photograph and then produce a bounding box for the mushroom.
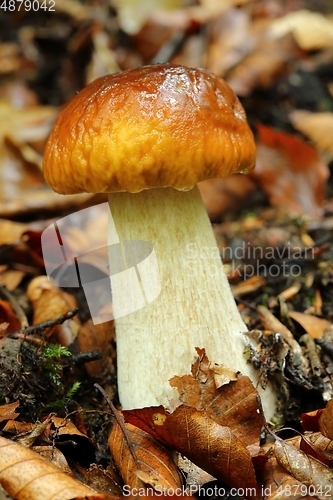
[43,64,277,420]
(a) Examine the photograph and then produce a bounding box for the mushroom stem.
[108,186,277,419]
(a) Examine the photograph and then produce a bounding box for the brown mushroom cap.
[43,64,255,194]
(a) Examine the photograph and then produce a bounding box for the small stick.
[10,308,79,338]
[94,383,140,468]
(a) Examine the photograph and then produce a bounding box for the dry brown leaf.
[290,111,333,162]
[0,401,19,424]
[0,301,21,335]
[169,349,264,447]
[261,445,319,500]
[27,276,79,345]
[268,10,333,50]
[226,33,298,96]
[0,269,26,292]
[198,174,256,220]
[109,418,182,496]
[0,43,21,74]
[114,0,181,34]
[274,438,333,499]
[77,319,115,378]
[176,455,215,493]
[301,409,323,432]
[231,276,266,298]
[123,350,260,496]
[3,420,38,436]
[253,123,329,216]
[288,311,331,340]
[205,8,253,77]
[0,219,27,246]
[31,446,72,475]
[124,405,259,497]
[319,400,333,441]
[0,435,103,499]
[301,431,333,459]
[189,0,251,23]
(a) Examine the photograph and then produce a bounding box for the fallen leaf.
[0,300,21,335]
[319,399,333,441]
[169,349,264,447]
[274,438,333,498]
[109,418,183,496]
[77,319,115,378]
[113,0,181,34]
[123,350,261,496]
[32,446,72,475]
[27,276,79,345]
[205,8,253,77]
[301,409,323,432]
[0,435,103,499]
[0,401,20,424]
[268,10,333,50]
[299,435,333,468]
[198,174,256,220]
[176,455,215,493]
[288,311,331,339]
[290,110,333,162]
[253,123,329,216]
[125,405,259,497]
[226,33,299,96]
[261,444,319,500]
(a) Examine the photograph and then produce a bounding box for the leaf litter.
[1,0,333,498]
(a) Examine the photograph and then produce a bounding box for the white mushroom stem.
[108,186,277,420]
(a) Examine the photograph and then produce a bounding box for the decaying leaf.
[274,438,333,498]
[109,418,183,496]
[288,311,331,340]
[77,319,115,378]
[27,276,79,345]
[198,174,256,220]
[0,301,21,335]
[0,435,103,500]
[319,399,333,441]
[169,348,265,447]
[125,405,259,497]
[123,350,262,497]
[226,33,299,97]
[0,401,20,424]
[253,123,329,216]
[301,409,323,432]
[261,443,317,500]
[268,10,333,51]
[290,111,333,162]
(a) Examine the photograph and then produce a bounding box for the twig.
[94,383,140,468]
[10,308,79,338]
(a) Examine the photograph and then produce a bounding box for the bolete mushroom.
[43,64,277,419]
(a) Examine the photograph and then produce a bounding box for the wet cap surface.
[43,64,256,194]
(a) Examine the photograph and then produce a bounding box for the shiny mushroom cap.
[43,64,255,194]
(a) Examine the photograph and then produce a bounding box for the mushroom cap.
[43,64,256,194]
